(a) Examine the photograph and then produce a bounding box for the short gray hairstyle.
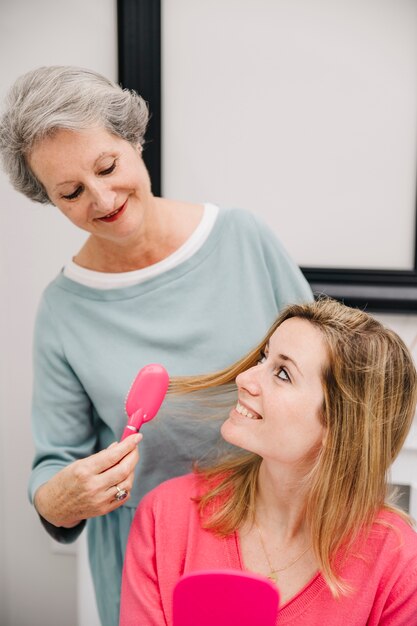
[0,65,149,204]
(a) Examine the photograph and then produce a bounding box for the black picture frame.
[117,0,417,313]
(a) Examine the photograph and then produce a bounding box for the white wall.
[162,0,417,271]
[0,1,116,625]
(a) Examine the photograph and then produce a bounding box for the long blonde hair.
[170,298,417,595]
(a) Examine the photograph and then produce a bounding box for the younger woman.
[120,299,417,625]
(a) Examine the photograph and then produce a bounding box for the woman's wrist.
[34,481,82,528]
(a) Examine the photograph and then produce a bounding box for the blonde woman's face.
[222,318,327,466]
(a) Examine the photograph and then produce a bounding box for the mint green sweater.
[29,207,312,626]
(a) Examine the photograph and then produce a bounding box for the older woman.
[121,298,417,625]
[0,66,312,626]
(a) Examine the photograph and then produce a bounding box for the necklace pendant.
[267,572,279,585]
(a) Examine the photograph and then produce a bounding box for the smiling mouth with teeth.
[235,401,262,420]
[105,208,120,218]
[98,201,127,222]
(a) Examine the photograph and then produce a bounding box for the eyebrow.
[54,152,113,190]
[265,342,303,377]
[279,353,303,377]
[55,180,78,191]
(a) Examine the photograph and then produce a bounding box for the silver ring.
[115,485,128,502]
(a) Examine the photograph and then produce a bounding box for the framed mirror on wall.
[117,0,417,312]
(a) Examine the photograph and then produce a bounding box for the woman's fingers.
[99,443,140,495]
[82,435,142,499]
[34,434,142,526]
[91,434,142,474]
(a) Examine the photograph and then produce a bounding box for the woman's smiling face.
[222,317,328,467]
[28,126,153,244]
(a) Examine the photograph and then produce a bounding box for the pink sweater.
[120,474,417,625]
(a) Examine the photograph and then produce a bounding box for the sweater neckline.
[63,203,219,290]
[53,205,227,301]
[231,530,326,622]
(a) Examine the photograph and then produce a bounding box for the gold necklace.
[254,518,311,584]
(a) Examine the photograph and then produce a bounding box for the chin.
[220,418,235,443]
[220,419,249,451]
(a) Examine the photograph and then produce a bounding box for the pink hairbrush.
[120,364,169,440]
[173,570,279,626]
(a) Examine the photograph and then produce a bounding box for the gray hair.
[0,66,149,204]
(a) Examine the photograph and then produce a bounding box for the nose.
[89,180,117,212]
[236,365,261,396]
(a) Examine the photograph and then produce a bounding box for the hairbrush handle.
[121,364,169,441]
[120,408,145,440]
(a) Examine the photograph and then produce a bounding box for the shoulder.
[372,509,417,556]
[359,509,417,592]
[220,207,273,237]
[217,207,312,301]
[36,272,72,317]
[345,509,417,576]
[41,270,69,299]
[131,474,207,545]
[339,510,417,602]
[152,472,203,498]
[372,510,417,613]
[218,207,290,258]
[137,473,204,518]
[34,277,63,340]
[34,271,81,337]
